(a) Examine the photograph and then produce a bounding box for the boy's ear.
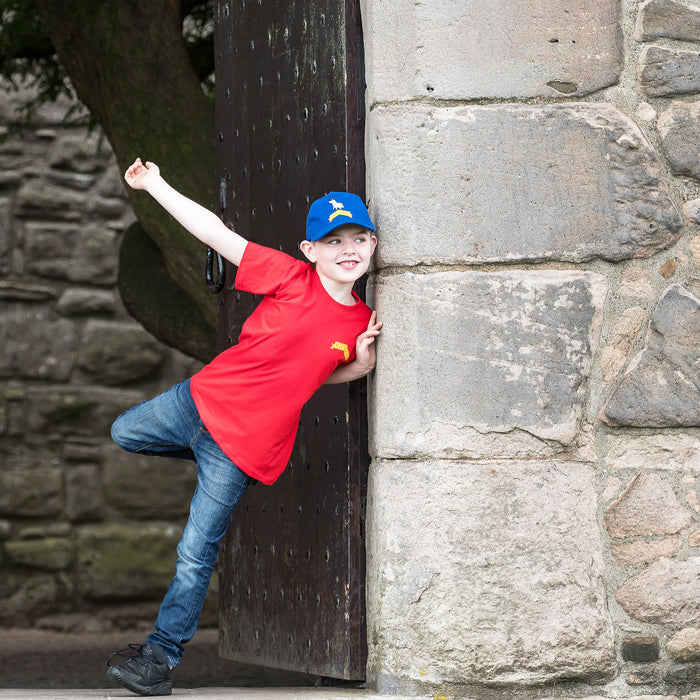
[299,239,316,263]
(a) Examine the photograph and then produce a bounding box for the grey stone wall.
[363,0,700,696]
[0,81,208,633]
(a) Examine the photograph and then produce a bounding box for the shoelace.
[107,643,147,668]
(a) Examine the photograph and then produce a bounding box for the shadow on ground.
[0,628,316,690]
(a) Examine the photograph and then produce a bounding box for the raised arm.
[124,158,248,267]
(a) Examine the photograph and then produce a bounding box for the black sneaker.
[107,642,172,696]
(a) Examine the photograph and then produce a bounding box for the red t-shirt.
[190,242,372,484]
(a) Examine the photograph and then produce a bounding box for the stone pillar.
[363,0,699,695]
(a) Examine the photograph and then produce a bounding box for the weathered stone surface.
[664,663,700,686]
[603,473,693,537]
[76,522,182,600]
[4,385,145,437]
[615,557,700,624]
[361,0,622,102]
[371,270,606,458]
[617,266,656,300]
[0,305,76,381]
[76,321,166,385]
[0,464,63,518]
[49,132,111,173]
[366,459,616,688]
[102,444,196,519]
[0,281,56,302]
[0,196,10,265]
[0,84,204,631]
[24,223,119,285]
[602,285,700,427]
[600,307,647,384]
[605,433,700,471]
[658,101,700,181]
[0,572,64,625]
[57,288,116,315]
[658,258,679,280]
[64,464,104,523]
[658,102,700,186]
[4,537,73,570]
[668,627,700,662]
[639,46,700,97]
[368,103,682,267]
[622,637,660,662]
[611,535,683,565]
[686,200,700,225]
[15,179,86,221]
[634,0,700,42]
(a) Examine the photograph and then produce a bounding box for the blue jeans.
[111,379,252,666]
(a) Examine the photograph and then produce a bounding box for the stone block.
[102,443,196,519]
[634,0,700,42]
[611,536,682,565]
[57,288,116,316]
[4,385,145,438]
[621,637,660,662]
[0,572,64,626]
[605,433,700,471]
[76,320,166,385]
[65,464,104,522]
[15,178,86,221]
[0,455,62,518]
[0,197,10,264]
[668,627,700,662]
[615,557,700,625]
[371,270,606,458]
[24,223,119,285]
[602,285,700,427]
[76,522,182,600]
[366,459,616,690]
[0,304,76,381]
[658,101,700,181]
[367,103,682,267]
[603,473,693,537]
[639,46,700,97]
[4,537,73,571]
[600,307,647,384]
[361,0,622,102]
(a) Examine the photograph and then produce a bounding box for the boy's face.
[300,224,377,286]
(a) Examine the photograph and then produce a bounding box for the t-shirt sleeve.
[235,242,309,296]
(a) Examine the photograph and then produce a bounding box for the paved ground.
[0,628,392,699]
[0,691,395,699]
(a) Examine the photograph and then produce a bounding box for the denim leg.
[147,426,252,666]
[111,380,199,461]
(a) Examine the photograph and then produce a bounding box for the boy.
[106,158,381,696]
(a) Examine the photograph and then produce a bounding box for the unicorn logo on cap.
[328,197,353,223]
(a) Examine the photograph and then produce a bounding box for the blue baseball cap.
[306,191,376,241]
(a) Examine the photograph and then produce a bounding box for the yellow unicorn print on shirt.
[330,341,350,362]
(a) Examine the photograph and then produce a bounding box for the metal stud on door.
[214,0,368,680]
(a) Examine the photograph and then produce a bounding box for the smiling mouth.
[338,260,359,268]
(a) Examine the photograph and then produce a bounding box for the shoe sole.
[107,667,172,697]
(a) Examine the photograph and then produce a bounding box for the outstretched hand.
[124,158,160,191]
[354,311,383,374]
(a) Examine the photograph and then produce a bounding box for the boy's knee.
[110,413,132,448]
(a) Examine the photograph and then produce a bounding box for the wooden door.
[213,0,369,680]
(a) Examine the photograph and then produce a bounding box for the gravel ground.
[0,628,315,690]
